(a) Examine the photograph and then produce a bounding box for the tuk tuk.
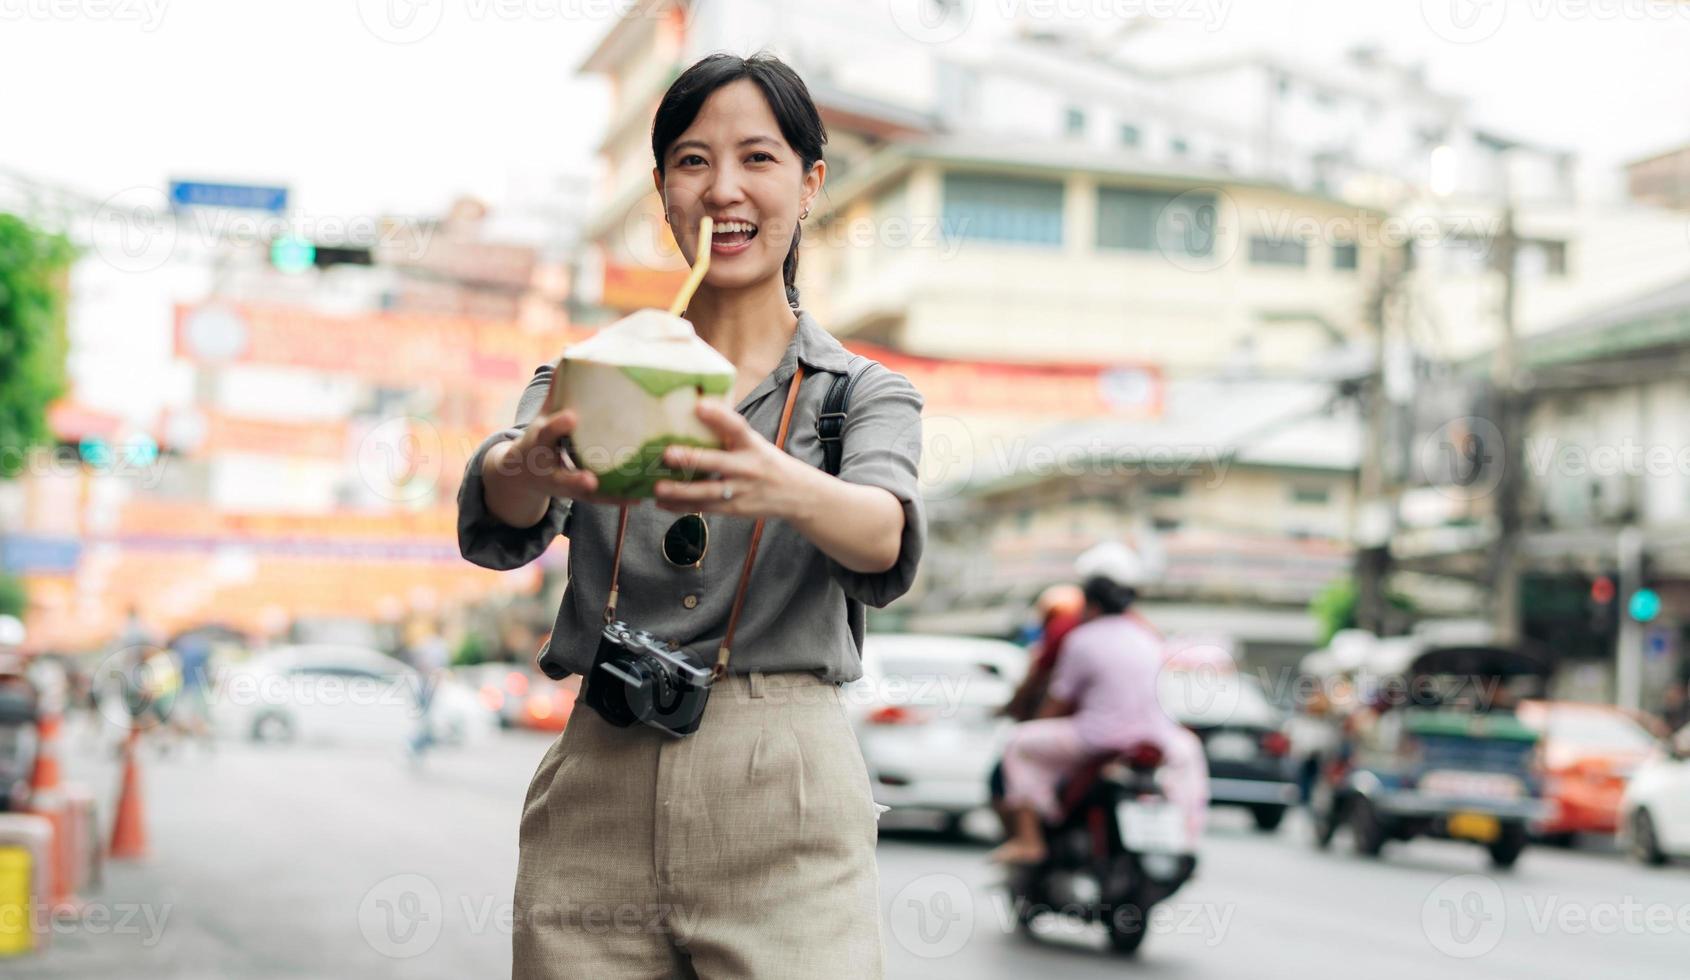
[1309,640,1551,868]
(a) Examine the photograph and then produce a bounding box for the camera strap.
[600,364,808,683]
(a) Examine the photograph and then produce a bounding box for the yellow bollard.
[0,847,32,955]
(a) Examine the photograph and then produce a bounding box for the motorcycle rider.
[990,541,1209,865]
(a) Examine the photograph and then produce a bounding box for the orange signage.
[173,304,587,386]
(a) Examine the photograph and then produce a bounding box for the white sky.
[2,0,1687,217]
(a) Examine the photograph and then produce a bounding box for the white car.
[843,633,1028,835]
[1619,725,1690,865]
[214,645,498,748]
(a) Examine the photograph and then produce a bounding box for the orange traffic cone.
[108,730,148,861]
[24,711,75,912]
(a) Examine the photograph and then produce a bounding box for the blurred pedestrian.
[406,620,450,764]
[1661,680,1689,736]
[169,632,217,752]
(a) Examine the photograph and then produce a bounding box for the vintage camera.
[582,621,715,737]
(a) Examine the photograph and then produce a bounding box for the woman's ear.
[800,159,827,217]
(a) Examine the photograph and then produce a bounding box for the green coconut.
[544,310,736,499]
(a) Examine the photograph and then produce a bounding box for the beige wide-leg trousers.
[512,669,884,979]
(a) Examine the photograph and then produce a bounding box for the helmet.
[0,614,24,648]
[1074,541,1152,588]
[1034,584,1084,619]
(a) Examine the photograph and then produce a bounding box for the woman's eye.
[678,154,706,167]
[747,152,774,164]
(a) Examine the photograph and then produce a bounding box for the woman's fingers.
[652,479,729,507]
[534,409,577,443]
[663,443,746,477]
[545,468,598,499]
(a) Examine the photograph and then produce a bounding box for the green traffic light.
[1629,588,1661,623]
[270,236,315,273]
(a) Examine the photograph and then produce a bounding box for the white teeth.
[713,221,757,235]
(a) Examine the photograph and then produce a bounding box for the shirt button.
[682,594,699,609]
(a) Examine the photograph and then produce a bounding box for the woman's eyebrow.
[670,135,782,157]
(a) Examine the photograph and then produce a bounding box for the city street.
[12,725,1690,979]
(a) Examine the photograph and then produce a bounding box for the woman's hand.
[651,400,817,520]
[481,409,634,527]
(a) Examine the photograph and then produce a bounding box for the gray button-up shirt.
[456,310,926,684]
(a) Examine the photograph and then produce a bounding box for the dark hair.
[651,52,827,308]
[1081,576,1136,616]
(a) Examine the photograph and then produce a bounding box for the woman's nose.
[702,165,746,207]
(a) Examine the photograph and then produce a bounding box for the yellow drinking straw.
[668,216,713,316]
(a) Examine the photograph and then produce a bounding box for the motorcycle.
[1003,742,1199,955]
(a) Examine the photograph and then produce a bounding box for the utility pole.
[1616,526,1644,711]
[1354,249,1399,635]
[1489,201,1524,646]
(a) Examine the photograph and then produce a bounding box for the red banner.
[844,342,1162,419]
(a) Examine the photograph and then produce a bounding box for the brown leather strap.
[715,364,804,679]
[597,366,808,681]
[602,504,632,623]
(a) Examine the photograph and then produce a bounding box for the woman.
[457,53,925,979]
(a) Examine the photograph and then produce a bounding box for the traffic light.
[1589,573,1618,634]
[1627,553,1661,624]
[269,235,373,273]
[1629,588,1661,624]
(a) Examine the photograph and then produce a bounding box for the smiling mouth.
[711,220,758,249]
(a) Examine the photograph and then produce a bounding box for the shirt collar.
[737,308,855,412]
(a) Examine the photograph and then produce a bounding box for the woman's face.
[654,78,824,294]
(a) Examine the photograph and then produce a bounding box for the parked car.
[843,633,1027,835]
[1159,668,1298,831]
[462,663,577,732]
[1518,699,1657,842]
[217,645,497,747]
[1619,725,1690,866]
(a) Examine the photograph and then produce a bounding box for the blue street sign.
[168,180,289,213]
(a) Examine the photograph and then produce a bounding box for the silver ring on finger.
[721,483,734,502]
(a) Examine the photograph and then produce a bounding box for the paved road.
[10,723,1690,978]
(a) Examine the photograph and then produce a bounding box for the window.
[1097,187,1216,258]
[1249,234,1309,267]
[1518,239,1568,278]
[1170,137,1190,157]
[1120,124,1141,147]
[1065,107,1086,136]
[1146,481,1184,499]
[1291,485,1331,505]
[941,173,1064,246]
[1332,242,1359,270]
